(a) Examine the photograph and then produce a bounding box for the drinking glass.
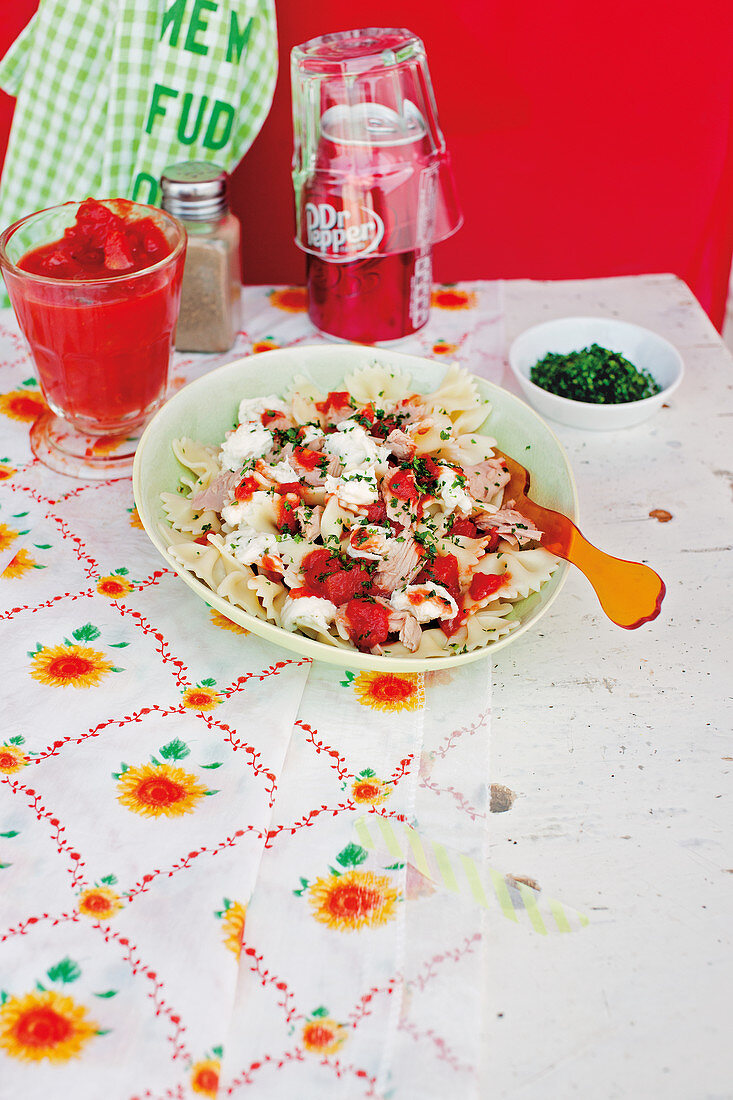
[0,199,186,478]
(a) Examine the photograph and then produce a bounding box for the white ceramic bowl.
[508,316,684,430]
[133,344,578,672]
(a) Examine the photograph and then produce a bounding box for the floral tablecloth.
[0,284,564,1098]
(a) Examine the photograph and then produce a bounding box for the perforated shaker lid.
[160,162,229,221]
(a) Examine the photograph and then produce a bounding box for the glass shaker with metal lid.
[161,162,242,353]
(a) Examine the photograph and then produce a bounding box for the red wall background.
[3,1,733,327]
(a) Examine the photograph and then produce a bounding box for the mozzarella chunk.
[346,524,392,561]
[237,395,288,424]
[281,595,337,634]
[436,464,474,516]
[300,424,325,445]
[325,467,379,509]
[221,423,273,470]
[224,525,278,566]
[324,421,387,469]
[259,458,299,484]
[390,583,458,622]
[221,491,271,528]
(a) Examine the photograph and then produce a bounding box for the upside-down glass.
[291,28,462,344]
[0,200,186,478]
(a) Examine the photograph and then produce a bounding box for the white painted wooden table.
[484,274,732,1098]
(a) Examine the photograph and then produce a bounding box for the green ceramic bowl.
[133,345,578,671]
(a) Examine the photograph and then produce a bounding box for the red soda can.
[291,30,461,344]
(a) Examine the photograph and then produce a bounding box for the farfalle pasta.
[162,363,559,657]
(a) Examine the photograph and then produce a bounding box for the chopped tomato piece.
[485,528,501,553]
[344,598,391,651]
[469,572,509,600]
[323,565,371,606]
[416,552,461,602]
[315,390,352,414]
[450,517,480,538]
[386,468,419,503]
[440,610,467,638]
[261,408,284,426]
[364,500,388,525]
[234,475,259,502]
[275,493,300,534]
[293,445,323,470]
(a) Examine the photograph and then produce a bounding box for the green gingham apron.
[0,0,277,297]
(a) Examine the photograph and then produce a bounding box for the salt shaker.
[160,162,242,353]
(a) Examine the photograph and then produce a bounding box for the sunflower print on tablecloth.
[0,958,107,1064]
[0,386,47,423]
[28,623,122,690]
[296,843,401,933]
[95,570,134,599]
[0,737,30,774]
[430,286,478,310]
[216,898,247,957]
[301,1008,348,1055]
[114,738,219,819]
[349,769,391,806]
[190,1050,223,1096]
[268,287,307,312]
[346,670,424,713]
[209,609,249,634]
[181,679,224,711]
[77,877,124,921]
[3,548,42,578]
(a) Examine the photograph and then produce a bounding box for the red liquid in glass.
[14,199,182,433]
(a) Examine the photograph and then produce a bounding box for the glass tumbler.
[0,199,186,478]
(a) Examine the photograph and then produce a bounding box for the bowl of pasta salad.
[133,345,578,671]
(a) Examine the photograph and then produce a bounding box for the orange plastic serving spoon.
[495,449,665,629]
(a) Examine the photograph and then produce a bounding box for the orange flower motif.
[269,287,307,312]
[3,548,37,578]
[432,339,459,356]
[0,463,16,481]
[209,609,248,634]
[0,389,47,423]
[0,743,30,774]
[96,575,133,599]
[308,869,400,932]
[0,523,19,552]
[352,672,423,712]
[431,288,477,311]
[0,989,100,1063]
[252,337,280,353]
[116,762,209,818]
[128,506,145,530]
[351,777,389,805]
[301,1017,348,1055]
[191,1059,220,1097]
[77,886,124,921]
[30,644,114,689]
[90,434,126,455]
[182,686,223,711]
[221,900,247,957]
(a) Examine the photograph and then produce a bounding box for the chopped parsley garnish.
[530,344,660,404]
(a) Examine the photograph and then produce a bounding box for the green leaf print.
[159,738,190,761]
[335,843,369,869]
[0,831,19,838]
[293,877,310,897]
[47,957,81,984]
[8,735,24,745]
[72,623,102,643]
[100,874,117,885]
[200,678,217,688]
[211,1044,224,1058]
[340,671,356,687]
[112,567,129,576]
[93,990,118,999]
[201,762,223,769]
[311,1006,329,1018]
[358,768,376,778]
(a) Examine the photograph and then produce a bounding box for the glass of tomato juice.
[0,198,186,478]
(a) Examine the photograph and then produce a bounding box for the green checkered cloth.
[0,0,277,299]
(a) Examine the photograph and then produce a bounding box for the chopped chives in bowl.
[529,343,661,404]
